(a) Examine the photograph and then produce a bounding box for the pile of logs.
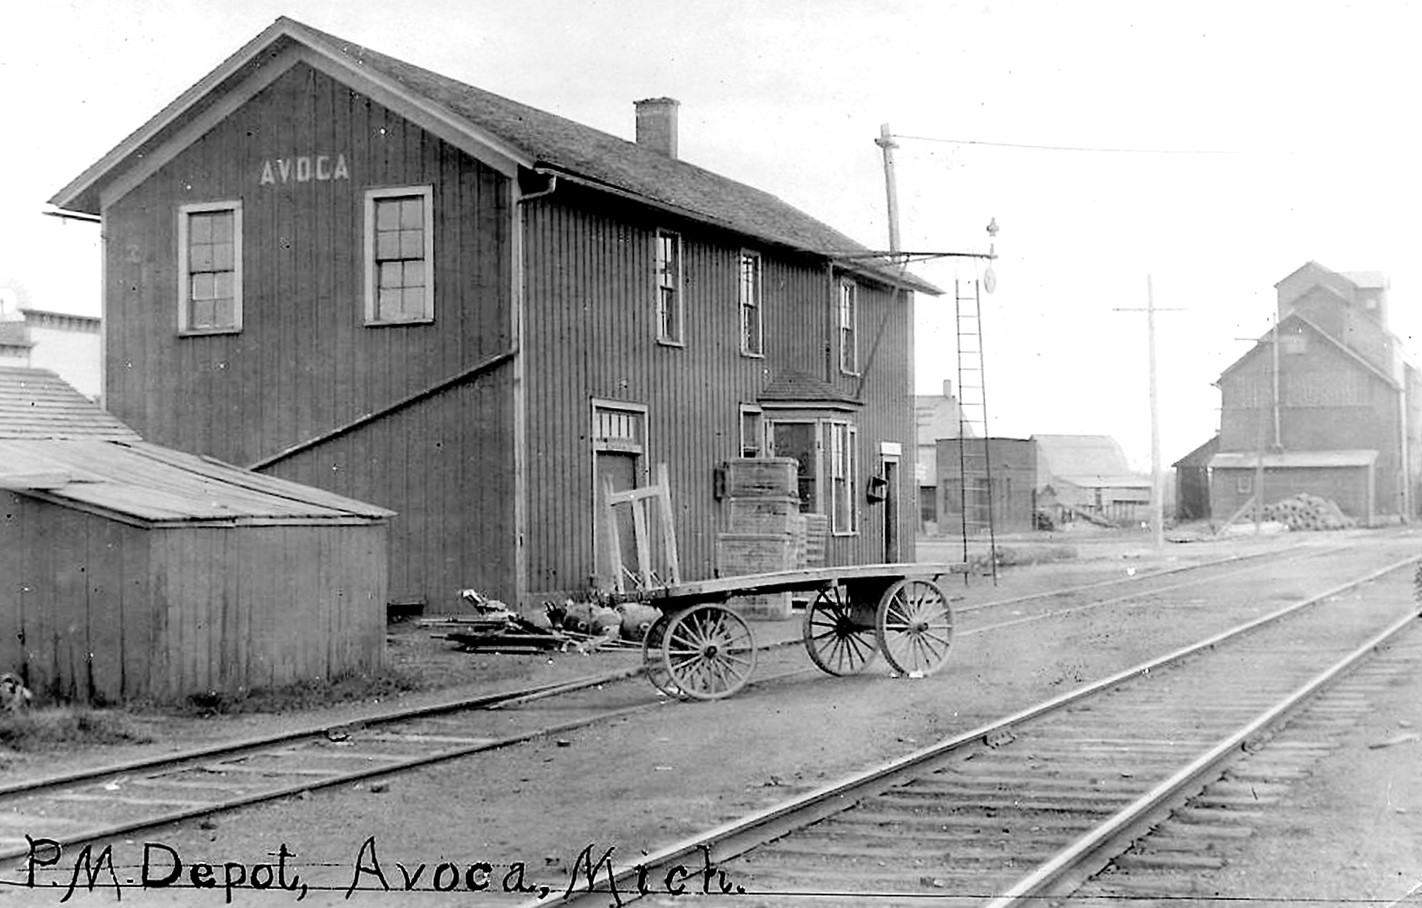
[1261,493,1356,531]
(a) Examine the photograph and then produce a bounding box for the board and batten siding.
[522,188,916,597]
[101,62,515,606]
[0,493,386,703]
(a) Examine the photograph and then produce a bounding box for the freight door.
[591,402,647,590]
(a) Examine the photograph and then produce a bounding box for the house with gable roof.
[49,17,935,611]
[1207,262,1422,524]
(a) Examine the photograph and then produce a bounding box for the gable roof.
[1032,434,1147,489]
[1215,312,1399,390]
[50,17,937,295]
[0,367,138,440]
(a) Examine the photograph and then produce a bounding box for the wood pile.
[1261,493,1356,531]
[422,591,660,653]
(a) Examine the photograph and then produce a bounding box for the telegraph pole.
[1115,276,1181,549]
[876,123,901,253]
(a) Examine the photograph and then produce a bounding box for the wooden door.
[594,451,639,589]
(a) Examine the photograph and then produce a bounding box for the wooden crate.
[723,458,797,498]
[723,495,800,535]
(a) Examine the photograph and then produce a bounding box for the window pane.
[379,288,401,319]
[377,232,400,260]
[404,260,425,288]
[189,214,213,243]
[376,200,400,231]
[400,228,424,259]
[191,274,214,300]
[189,243,213,271]
[400,198,424,228]
[213,272,233,300]
[379,262,403,289]
[191,298,215,328]
[404,287,427,316]
[212,243,234,271]
[212,298,236,328]
[209,213,233,242]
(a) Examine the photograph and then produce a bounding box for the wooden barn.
[0,367,391,704]
[49,17,935,611]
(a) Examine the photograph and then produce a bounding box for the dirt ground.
[3,526,1420,906]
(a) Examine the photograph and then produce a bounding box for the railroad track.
[0,537,1407,883]
[540,554,1422,907]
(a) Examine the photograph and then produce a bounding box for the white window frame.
[738,404,765,458]
[177,200,243,335]
[838,278,858,375]
[364,185,434,326]
[828,420,859,535]
[655,229,684,346]
[739,250,763,357]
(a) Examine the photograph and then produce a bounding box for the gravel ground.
[2,526,1418,907]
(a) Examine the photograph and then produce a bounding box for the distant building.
[0,289,100,399]
[935,436,1036,533]
[915,380,971,531]
[1034,434,1151,525]
[1171,435,1218,521]
[1207,262,1421,525]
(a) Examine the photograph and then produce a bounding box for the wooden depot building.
[50,17,936,612]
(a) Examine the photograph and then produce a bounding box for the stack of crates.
[716,457,802,620]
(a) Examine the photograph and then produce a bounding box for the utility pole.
[1114,276,1181,550]
[876,123,901,253]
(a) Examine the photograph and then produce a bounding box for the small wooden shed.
[0,367,393,704]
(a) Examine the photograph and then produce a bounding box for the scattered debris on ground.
[422,591,661,654]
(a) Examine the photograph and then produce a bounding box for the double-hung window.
[365,186,434,324]
[739,251,763,356]
[178,202,242,333]
[838,279,858,374]
[829,421,858,533]
[655,229,683,345]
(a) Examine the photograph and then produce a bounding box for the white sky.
[4,1,1420,469]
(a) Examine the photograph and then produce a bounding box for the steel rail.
[535,552,1422,907]
[0,661,820,865]
[986,602,1422,906]
[954,538,1332,614]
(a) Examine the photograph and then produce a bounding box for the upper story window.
[739,251,763,356]
[365,186,434,325]
[838,279,858,375]
[178,201,242,334]
[656,229,683,345]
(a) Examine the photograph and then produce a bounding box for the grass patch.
[0,709,154,752]
[166,667,429,717]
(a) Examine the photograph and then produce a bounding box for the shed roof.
[50,17,938,295]
[1209,450,1378,470]
[757,370,862,408]
[0,367,138,440]
[0,439,393,526]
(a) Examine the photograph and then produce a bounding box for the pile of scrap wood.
[1261,493,1356,531]
[420,591,661,653]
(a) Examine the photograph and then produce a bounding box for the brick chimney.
[634,98,679,159]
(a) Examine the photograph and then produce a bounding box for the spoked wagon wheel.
[802,585,879,676]
[875,578,955,676]
[641,613,680,696]
[661,605,758,700]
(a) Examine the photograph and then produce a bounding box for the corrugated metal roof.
[50,17,939,295]
[0,439,393,525]
[0,367,138,440]
[1209,450,1379,470]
